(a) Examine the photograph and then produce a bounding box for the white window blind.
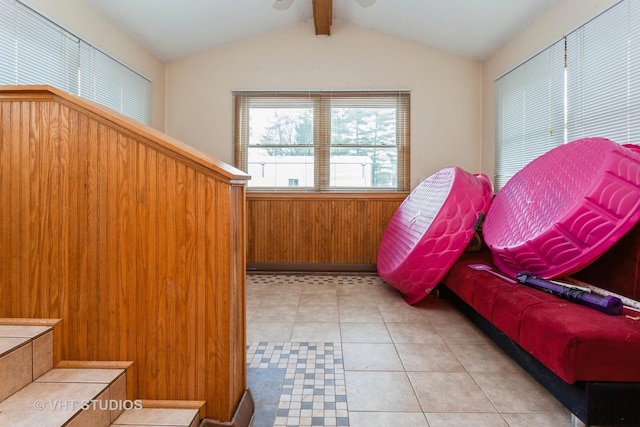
[79,41,151,124]
[566,0,635,143]
[0,0,150,124]
[0,1,15,82]
[495,39,565,189]
[494,0,640,191]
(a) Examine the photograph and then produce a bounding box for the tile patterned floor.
[246,273,578,427]
[247,342,348,426]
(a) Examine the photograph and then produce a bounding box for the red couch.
[440,222,640,426]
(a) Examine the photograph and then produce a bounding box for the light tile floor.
[246,274,576,427]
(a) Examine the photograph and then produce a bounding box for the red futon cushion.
[443,252,640,384]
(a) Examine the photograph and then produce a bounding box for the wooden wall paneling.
[175,161,187,398]
[85,117,100,360]
[231,183,247,403]
[7,102,17,315]
[120,133,137,363]
[159,153,174,399]
[8,102,19,317]
[246,195,405,267]
[96,122,109,362]
[54,101,67,321]
[0,87,249,422]
[66,108,80,359]
[31,102,44,317]
[194,173,207,402]
[154,149,168,399]
[183,165,198,399]
[136,142,158,400]
[1,102,12,315]
[43,101,57,319]
[216,179,233,421]
[204,176,220,418]
[106,126,119,359]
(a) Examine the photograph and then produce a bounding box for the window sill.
[246,192,409,201]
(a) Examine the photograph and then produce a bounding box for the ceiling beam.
[312,0,332,36]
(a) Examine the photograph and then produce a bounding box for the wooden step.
[0,319,202,426]
[110,400,205,427]
[0,367,126,427]
[110,408,200,427]
[0,324,55,401]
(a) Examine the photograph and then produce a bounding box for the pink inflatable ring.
[484,137,640,278]
[377,167,492,304]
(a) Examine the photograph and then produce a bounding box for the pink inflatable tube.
[377,167,493,305]
[484,137,640,278]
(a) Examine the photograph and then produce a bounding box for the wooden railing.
[0,85,249,422]
[246,192,407,270]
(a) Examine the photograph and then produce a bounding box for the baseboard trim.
[199,389,254,427]
[247,263,377,273]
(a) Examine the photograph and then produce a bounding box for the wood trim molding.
[0,85,249,182]
[199,389,254,427]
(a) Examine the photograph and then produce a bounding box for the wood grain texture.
[0,86,249,422]
[246,193,406,266]
[312,0,332,35]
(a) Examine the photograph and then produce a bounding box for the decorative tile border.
[247,342,349,426]
[247,273,386,287]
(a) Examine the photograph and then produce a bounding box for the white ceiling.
[82,0,557,62]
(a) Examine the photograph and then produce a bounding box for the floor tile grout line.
[247,273,575,426]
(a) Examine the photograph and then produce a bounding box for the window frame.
[233,90,410,193]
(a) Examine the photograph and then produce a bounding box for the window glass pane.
[330,147,397,188]
[331,106,397,146]
[249,107,313,146]
[247,106,314,188]
[247,146,314,187]
[330,104,398,188]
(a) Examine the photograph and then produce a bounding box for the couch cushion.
[443,252,640,384]
[518,304,640,383]
[491,286,551,343]
[445,253,553,341]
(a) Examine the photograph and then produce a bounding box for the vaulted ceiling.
[82,0,557,62]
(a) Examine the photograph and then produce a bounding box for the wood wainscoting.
[0,85,249,422]
[246,192,407,271]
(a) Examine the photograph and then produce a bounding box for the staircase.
[0,319,205,427]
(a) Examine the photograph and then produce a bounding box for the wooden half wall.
[0,85,249,422]
[247,193,407,270]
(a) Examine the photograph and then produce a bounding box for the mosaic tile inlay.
[247,341,349,426]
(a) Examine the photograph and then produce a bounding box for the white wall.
[481,0,618,182]
[22,0,166,131]
[166,19,482,189]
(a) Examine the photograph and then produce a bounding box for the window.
[494,0,640,191]
[234,91,410,192]
[0,0,151,124]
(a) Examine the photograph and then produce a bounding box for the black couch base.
[437,284,640,426]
